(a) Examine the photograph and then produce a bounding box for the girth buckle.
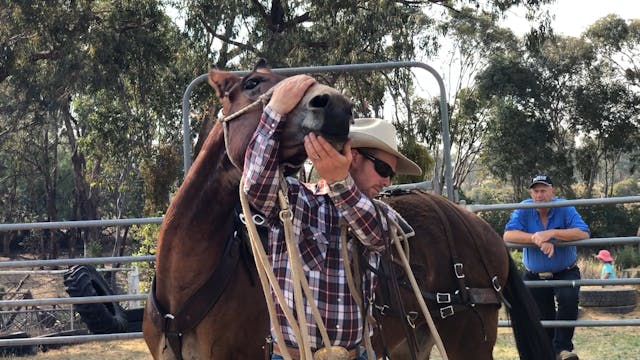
[440,305,455,319]
[454,263,465,279]
[436,292,451,304]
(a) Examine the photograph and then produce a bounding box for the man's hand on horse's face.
[305,134,352,183]
[268,75,316,115]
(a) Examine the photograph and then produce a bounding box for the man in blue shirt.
[504,174,590,360]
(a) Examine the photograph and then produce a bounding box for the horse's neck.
[156,124,241,278]
[173,124,239,219]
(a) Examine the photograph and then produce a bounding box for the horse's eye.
[243,78,260,90]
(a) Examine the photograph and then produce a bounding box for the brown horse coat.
[143,61,554,360]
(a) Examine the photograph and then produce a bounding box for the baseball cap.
[528,174,553,188]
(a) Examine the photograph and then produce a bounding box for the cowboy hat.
[349,118,422,176]
[595,249,614,262]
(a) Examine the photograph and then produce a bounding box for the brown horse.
[376,190,554,359]
[142,60,354,359]
[143,60,555,360]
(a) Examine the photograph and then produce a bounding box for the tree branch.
[196,14,263,57]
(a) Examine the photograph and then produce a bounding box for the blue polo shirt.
[504,198,590,273]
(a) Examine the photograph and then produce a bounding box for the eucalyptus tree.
[585,15,640,86]
[172,0,553,194]
[1,1,199,258]
[414,8,522,191]
[571,68,639,197]
[582,15,640,186]
[476,33,600,198]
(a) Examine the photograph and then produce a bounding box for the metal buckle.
[491,276,501,292]
[374,304,389,316]
[454,263,465,278]
[252,214,266,225]
[406,312,419,328]
[538,272,554,280]
[436,292,451,304]
[239,212,266,226]
[440,305,454,319]
[279,209,293,221]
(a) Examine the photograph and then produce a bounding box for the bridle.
[218,86,275,170]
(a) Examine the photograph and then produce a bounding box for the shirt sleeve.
[327,176,391,252]
[242,106,285,220]
[504,208,526,231]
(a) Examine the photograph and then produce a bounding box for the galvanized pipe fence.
[0,195,638,347]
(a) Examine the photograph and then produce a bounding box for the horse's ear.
[208,68,240,99]
[253,58,270,72]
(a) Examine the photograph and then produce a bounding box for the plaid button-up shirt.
[243,106,402,350]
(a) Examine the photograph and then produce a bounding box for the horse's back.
[383,190,508,280]
[381,190,508,359]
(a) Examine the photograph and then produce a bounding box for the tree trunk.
[60,98,101,256]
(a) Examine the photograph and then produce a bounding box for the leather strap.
[420,288,500,306]
[147,229,242,358]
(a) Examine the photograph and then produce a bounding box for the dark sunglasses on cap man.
[357,150,395,179]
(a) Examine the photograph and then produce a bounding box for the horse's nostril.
[309,94,329,108]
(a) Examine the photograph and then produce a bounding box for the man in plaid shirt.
[243,75,422,359]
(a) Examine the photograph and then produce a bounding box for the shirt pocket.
[299,226,329,273]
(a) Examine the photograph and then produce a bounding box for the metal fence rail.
[1,194,639,347]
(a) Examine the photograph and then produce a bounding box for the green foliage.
[509,250,525,272]
[579,204,640,238]
[612,177,640,197]
[131,223,161,291]
[614,245,640,269]
[86,240,103,259]
[139,145,182,215]
[479,100,554,200]
[1,0,199,255]
[477,210,512,238]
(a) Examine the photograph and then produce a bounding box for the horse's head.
[208,59,353,173]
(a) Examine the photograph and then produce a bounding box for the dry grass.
[2,339,152,360]
[6,308,639,360]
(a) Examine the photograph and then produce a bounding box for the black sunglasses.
[358,150,395,179]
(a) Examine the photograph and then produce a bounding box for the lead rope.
[339,226,375,360]
[275,174,315,360]
[240,173,344,360]
[239,175,299,360]
[275,172,358,360]
[385,214,449,360]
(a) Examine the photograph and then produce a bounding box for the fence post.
[127,265,141,308]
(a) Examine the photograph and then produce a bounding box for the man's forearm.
[550,228,589,241]
[503,230,533,244]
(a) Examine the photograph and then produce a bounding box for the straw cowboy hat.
[349,118,422,176]
[595,249,614,262]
